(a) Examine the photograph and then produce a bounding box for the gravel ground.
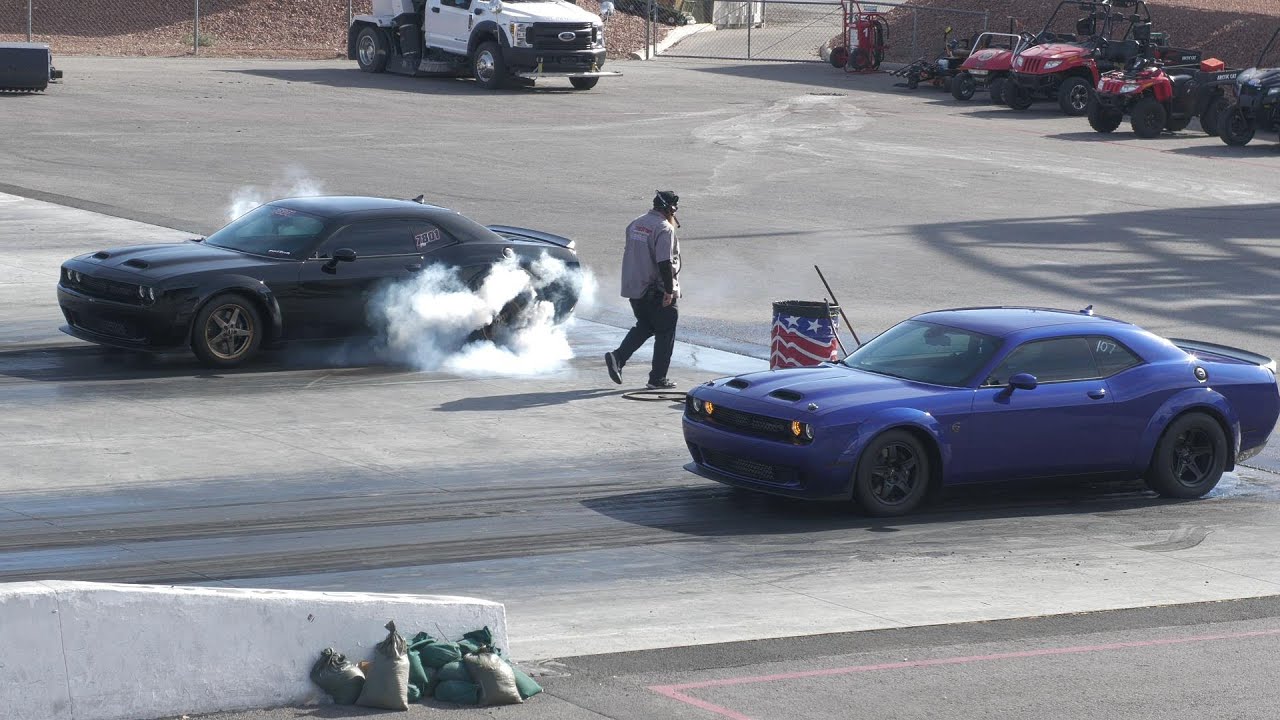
[0,0,674,59]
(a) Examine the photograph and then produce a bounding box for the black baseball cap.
[653,190,679,212]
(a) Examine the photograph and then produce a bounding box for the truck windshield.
[205,206,327,260]
[841,320,1001,387]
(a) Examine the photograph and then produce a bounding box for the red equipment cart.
[830,1,888,73]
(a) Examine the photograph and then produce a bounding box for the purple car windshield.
[842,320,1002,387]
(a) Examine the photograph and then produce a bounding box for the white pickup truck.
[348,0,618,90]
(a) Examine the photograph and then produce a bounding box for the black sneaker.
[646,378,677,389]
[605,352,622,385]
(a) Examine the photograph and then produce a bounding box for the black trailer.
[0,42,63,93]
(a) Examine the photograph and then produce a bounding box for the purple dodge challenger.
[684,307,1279,516]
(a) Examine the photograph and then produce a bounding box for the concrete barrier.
[0,581,507,720]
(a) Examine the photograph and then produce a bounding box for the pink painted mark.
[649,627,1280,720]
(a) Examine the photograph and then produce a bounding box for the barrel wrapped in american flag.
[770,300,842,370]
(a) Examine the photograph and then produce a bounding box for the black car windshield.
[841,320,1001,387]
[204,205,327,260]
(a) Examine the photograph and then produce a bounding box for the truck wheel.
[1201,95,1228,136]
[1165,115,1192,132]
[1130,97,1167,138]
[1144,412,1227,499]
[472,41,508,90]
[1005,82,1033,111]
[951,71,976,101]
[988,76,1007,104]
[191,293,262,368]
[1087,97,1122,133]
[355,26,389,74]
[570,77,599,90]
[1219,106,1255,146]
[1057,76,1091,115]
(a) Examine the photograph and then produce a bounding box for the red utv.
[1089,23,1239,137]
[951,32,1031,104]
[1007,0,1200,116]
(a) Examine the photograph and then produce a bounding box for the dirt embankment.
[0,0,671,59]
[890,0,1280,67]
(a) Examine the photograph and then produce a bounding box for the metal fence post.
[982,10,988,32]
[910,8,917,60]
[645,0,652,59]
[194,0,201,56]
[348,0,353,26]
[26,0,33,41]
[747,3,752,59]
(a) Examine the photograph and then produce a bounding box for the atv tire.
[989,76,1007,105]
[1057,76,1092,116]
[951,71,976,101]
[1165,115,1192,132]
[1005,82,1033,111]
[1087,97,1123,133]
[1219,105,1255,146]
[1201,95,1228,137]
[1130,97,1167,138]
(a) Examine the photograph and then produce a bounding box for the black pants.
[613,292,678,384]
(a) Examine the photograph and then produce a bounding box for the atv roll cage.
[1255,27,1280,69]
[1031,0,1150,47]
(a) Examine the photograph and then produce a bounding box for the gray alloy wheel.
[853,429,931,517]
[1145,412,1227,499]
[473,41,508,90]
[192,294,262,368]
[355,26,388,73]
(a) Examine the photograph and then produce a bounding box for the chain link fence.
[656,0,989,64]
[0,0,370,57]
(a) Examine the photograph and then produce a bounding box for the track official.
[606,190,681,390]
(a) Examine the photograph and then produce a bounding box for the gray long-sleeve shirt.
[619,210,680,299]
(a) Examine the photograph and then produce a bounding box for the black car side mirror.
[1009,373,1039,391]
[323,247,358,274]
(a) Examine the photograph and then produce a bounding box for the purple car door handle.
[1087,388,1107,399]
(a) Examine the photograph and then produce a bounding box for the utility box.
[0,42,62,92]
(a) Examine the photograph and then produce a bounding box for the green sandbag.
[457,638,482,654]
[437,660,472,683]
[309,648,365,705]
[463,627,495,648]
[419,641,462,669]
[408,650,429,697]
[507,661,543,700]
[407,631,436,652]
[434,679,480,705]
[408,684,422,703]
[355,621,410,711]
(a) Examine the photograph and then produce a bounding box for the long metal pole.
[747,3,752,59]
[27,0,33,41]
[194,0,200,56]
[910,8,917,59]
[814,265,861,347]
[645,0,652,59]
[348,0,353,27]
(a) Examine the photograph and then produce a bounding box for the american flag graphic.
[770,311,840,369]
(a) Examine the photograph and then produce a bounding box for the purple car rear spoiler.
[1169,338,1276,373]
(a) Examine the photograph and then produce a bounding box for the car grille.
[63,309,143,340]
[709,405,792,439]
[1017,57,1043,73]
[700,448,800,485]
[531,23,594,51]
[62,271,146,305]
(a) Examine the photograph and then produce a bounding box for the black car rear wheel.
[192,293,262,368]
[1219,105,1256,146]
[1057,76,1091,116]
[853,430,930,517]
[1145,412,1227,499]
[1130,97,1167,138]
[951,71,976,101]
[1087,97,1123,133]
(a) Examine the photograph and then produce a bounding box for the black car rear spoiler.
[486,225,576,251]
[1169,338,1277,372]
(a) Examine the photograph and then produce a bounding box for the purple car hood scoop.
[718,365,949,408]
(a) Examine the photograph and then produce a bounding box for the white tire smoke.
[372,253,596,377]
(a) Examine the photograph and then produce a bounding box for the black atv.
[1217,27,1280,146]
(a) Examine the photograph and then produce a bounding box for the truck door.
[426,0,473,55]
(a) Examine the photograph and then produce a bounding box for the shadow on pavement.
[224,68,581,96]
[435,388,631,411]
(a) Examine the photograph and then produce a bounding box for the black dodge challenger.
[57,196,581,367]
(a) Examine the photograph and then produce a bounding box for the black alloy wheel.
[1130,96,1167,138]
[1145,412,1227,498]
[192,293,262,368]
[1057,76,1091,115]
[951,71,977,101]
[1219,105,1256,146]
[853,430,930,517]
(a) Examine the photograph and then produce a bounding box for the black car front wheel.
[853,430,931,517]
[192,293,262,368]
[1145,412,1227,499]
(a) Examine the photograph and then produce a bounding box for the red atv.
[1007,0,1200,116]
[951,32,1031,104]
[1089,24,1238,137]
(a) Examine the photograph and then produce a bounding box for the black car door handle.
[431,6,440,11]
[1087,388,1107,399]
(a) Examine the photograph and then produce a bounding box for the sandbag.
[465,649,523,706]
[356,621,410,711]
[437,660,472,683]
[457,638,483,654]
[418,641,462,669]
[434,679,480,705]
[309,648,365,705]
[407,631,436,652]
[508,662,544,700]
[408,650,430,698]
